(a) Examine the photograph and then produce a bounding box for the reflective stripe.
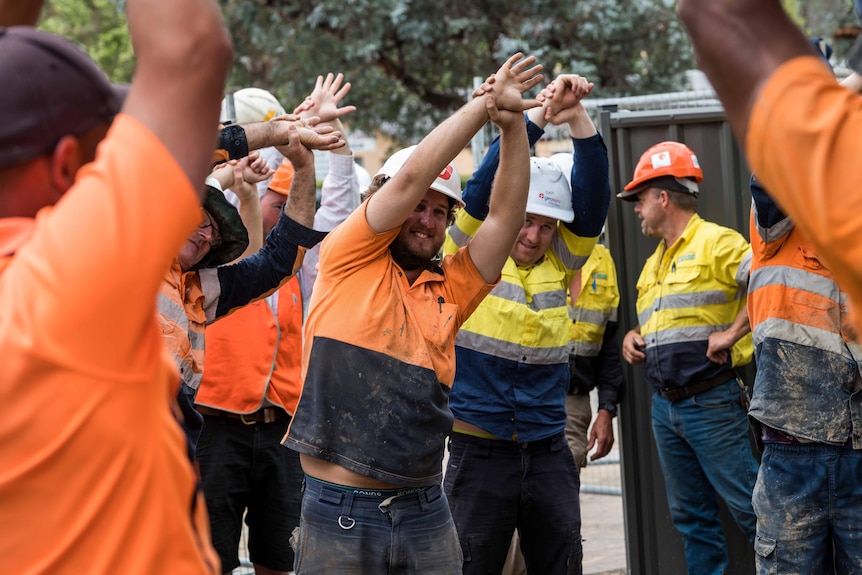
[490,281,527,305]
[551,231,591,271]
[752,317,852,355]
[750,265,839,302]
[753,199,795,242]
[531,289,566,312]
[569,340,602,357]
[455,329,569,365]
[735,252,752,291]
[569,307,611,326]
[447,224,471,249]
[655,289,731,310]
[643,324,724,348]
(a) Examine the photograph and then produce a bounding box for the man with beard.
[619,141,758,575]
[282,52,542,574]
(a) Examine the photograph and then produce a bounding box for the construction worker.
[196,75,359,575]
[745,175,862,573]
[675,0,862,334]
[282,53,544,574]
[619,141,758,575]
[444,74,610,575]
[551,153,623,468]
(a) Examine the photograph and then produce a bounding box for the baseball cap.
[0,27,122,169]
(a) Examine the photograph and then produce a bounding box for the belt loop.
[264,408,274,424]
[417,486,431,512]
[338,492,356,530]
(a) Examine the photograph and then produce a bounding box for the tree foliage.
[39,0,134,82]
[221,0,694,141]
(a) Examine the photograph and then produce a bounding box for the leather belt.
[659,371,733,402]
[196,405,287,425]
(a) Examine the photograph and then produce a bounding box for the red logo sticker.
[438,165,454,180]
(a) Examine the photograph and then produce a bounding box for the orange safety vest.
[748,211,862,445]
[196,276,303,414]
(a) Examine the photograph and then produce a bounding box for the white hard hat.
[354,162,372,195]
[375,145,464,207]
[221,87,286,124]
[527,156,574,223]
[550,152,574,187]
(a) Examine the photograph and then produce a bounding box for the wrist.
[598,403,617,417]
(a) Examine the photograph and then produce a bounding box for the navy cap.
[0,27,121,169]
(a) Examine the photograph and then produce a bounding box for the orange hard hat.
[267,159,295,196]
[618,141,703,200]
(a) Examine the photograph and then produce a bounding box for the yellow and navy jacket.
[636,214,753,391]
[568,243,624,413]
[748,177,862,446]
[444,120,610,442]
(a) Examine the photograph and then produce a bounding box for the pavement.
[580,490,627,575]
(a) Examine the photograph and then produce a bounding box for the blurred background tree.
[39,0,133,82]
[38,0,860,143]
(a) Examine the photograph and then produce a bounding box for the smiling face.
[390,189,451,270]
[510,213,557,266]
[177,209,219,271]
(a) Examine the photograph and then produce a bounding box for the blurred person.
[675,0,862,333]
[0,0,233,572]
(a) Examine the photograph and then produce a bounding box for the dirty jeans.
[651,379,759,575]
[292,476,462,574]
[753,441,862,574]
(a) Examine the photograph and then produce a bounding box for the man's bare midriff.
[452,418,497,437]
[299,454,406,489]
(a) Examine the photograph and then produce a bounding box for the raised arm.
[465,97,531,283]
[676,0,815,145]
[0,0,43,25]
[365,53,543,233]
[123,0,233,196]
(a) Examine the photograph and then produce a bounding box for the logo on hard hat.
[438,165,454,180]
[651,151,672,169]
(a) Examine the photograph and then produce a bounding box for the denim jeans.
[651,379,759,575]
[292,476,462,574]
[444,431,582,575]
[753,441,862,574]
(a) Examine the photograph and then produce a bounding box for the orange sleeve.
[747,56,862,318]
[5,114,200,373]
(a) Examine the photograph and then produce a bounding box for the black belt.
[197,405,288,424]
[659,371,733,402]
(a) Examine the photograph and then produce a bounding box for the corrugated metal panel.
[599,105,758,575]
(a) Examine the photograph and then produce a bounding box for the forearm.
[461,116,544,220]
[124,0,232,196]
[564,133,610,238]
[314,152,360,232]
[214,214,326,318]
[468,120,531,282]
[596,322,624,408]
[0,0,42,25]
[284,164,317,228]
[723,305,752,346]
[677,0,813,144]
[234,186,264,258]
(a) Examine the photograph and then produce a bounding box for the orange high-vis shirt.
[0,115,219,574]
[747,55,862,336]
[197,277,304,413]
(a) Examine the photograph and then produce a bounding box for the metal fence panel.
[600,105,758,575]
